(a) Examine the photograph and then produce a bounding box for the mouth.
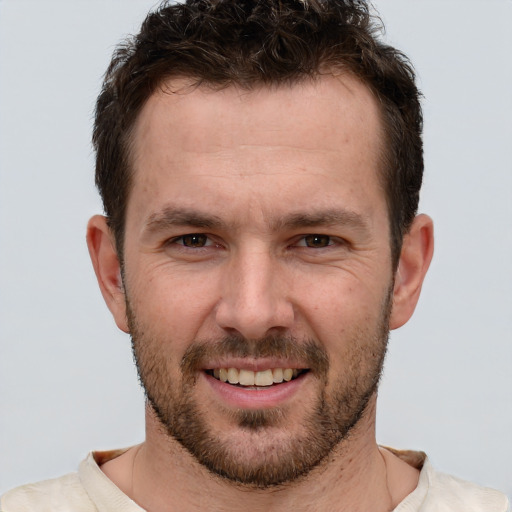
[205,367,309,388]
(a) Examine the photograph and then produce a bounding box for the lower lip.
[203,371,308,409]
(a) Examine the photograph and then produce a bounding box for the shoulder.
[0,472,96,512]
[421,460,510,512]
[387,449,510,512]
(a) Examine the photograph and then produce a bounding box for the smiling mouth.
[205,368,308,387]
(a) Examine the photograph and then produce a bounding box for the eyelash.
[171,233,212,248]
[168,233,342,250]
[295,234,334,248]
[171,233,209,249]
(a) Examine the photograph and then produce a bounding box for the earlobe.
[389,214,434,330]
[86,215,129,333]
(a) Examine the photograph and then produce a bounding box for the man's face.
[122,76,394,487]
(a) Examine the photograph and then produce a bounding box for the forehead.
[132,75,383,163]
[127,74,386,229]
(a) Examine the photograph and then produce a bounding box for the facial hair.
[128,289,392,489]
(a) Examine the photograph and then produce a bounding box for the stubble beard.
[127,291,392,489]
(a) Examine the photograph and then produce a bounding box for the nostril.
[215,299,295,341]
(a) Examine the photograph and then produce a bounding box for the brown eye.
[181,234,209,248]
[303,235,331,248]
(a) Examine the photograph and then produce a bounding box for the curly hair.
[93,0,423,266]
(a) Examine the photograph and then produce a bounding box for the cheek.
[294,270,391,346]
[127,263,222,342]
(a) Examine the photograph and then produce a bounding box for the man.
[1,0,509,510]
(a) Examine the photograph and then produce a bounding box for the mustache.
[180,333,329,376]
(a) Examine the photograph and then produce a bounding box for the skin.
[87,75,434,511]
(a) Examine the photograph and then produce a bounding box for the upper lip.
[201,358,307,372]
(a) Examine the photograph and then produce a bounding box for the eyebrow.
[142,206,370,237]
[272,209,370,232]
[143,207,227,235]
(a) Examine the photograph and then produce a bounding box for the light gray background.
[1,0,511,500]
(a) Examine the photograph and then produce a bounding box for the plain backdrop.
[0,0,511,500]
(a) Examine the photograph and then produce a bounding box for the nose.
[215,247,295,340]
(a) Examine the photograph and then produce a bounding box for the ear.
[86,215,129,333]
[389,214,434,330]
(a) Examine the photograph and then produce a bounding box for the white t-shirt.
[1,448,509,511]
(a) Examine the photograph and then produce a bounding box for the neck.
[101,396,419,512]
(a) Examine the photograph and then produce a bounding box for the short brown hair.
[93,0,423,266]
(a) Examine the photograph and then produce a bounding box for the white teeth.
[272,368,284,383]
[227,368,239,384]
[239,369,255,386]
[255,369,273,386]
[211,367,301,386]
